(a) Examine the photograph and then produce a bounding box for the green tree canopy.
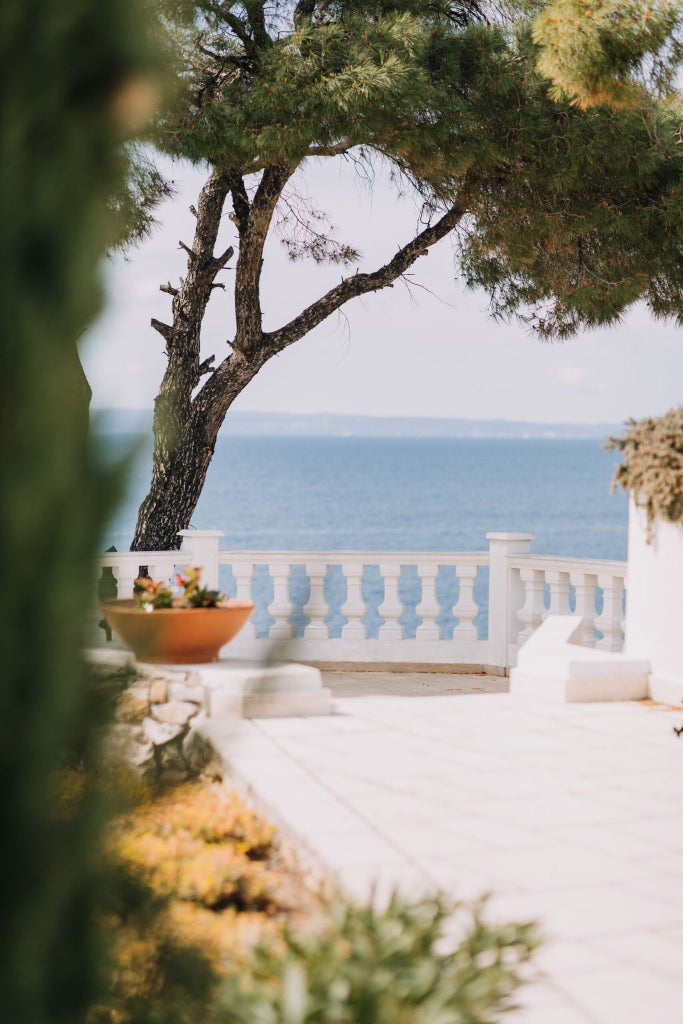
[131,0,683,548]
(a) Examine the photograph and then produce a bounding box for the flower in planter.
[174,566,225,608]
[134,567,225,611]
[134,576,173,611]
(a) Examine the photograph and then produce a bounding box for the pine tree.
[131,1,683,550]
[0,2,157,1021]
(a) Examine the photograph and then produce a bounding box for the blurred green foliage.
[0,1,159,1020]
[219,892,538,1024]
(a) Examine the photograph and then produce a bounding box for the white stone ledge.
[85,649,331,719]
[510,616,650,703]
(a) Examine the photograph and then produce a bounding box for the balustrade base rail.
[95,531,627,670]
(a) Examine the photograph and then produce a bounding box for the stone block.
[182,718,220,776]
[510,616,650,703]
[168,679,205,705]
[149,679,168,704]
[102,724,154,772]
[143,717,185,746]
[116,686,150,724]
[151,700,199,727]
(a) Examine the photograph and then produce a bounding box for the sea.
[102,436,627,559]
[100,437,627,639]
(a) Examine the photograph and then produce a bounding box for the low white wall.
[626,500,683,705]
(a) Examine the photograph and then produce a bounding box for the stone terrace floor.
[203,672,683,1024]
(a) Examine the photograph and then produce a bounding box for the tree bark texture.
[132,163,464,551]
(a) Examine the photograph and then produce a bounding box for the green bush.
[0,2,159,1021]
[608,408,683,533]
[218,892,538,1024]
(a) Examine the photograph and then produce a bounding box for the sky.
[82,155,683,425]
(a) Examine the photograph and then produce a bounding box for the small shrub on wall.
[608,408,683,533]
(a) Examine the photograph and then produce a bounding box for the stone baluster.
[569,571,598,646]
[269,562,293,639]
[304,563,330,640]
[486,532,534,668]
[177,530,223,589]
[145,561,175,589]
[517,568,546,645]
[453,564,479,640]
[416,562,441,640]
[379,562,404,640]
[545,570,571,618]
[113,559,139,601]
[595,573,626,652]
[341,562,367,640]
[232,561,256,638]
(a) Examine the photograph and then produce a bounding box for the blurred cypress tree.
[0,2,158,1021]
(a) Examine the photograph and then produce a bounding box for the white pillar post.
[595,573,626,652]
[269,562,293,639]
[177,529,224,590]
[545,570,571,617]
[518,568,546,644]
[569,571,598,646]
[453,564,479,641]
[303,563,330,640]
[486,533,534,668]
[378,563,404,641]
[341,562,367,640]
[415,562,441,641]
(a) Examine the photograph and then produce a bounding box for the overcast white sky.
[82,156,683,424]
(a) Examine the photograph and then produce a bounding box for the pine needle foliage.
[533,0,683,111]
[153,1,683,335]
[132,1,683,548]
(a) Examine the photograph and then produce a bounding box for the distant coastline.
[93,408,621,441]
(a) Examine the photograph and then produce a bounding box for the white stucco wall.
[626,499,683,705]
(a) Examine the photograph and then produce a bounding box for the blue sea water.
[100,437,627,640]
[103,436,628,560]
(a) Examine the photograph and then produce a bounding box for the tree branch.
[151,318,174,343]
[178,240,196,260]
[222,10,258,58]
[307,140,351,158]
[233,164,294,353]
[228,172,250,234]
[160,282,178,296]
[265,203,464,355]
[198,355,216,375]
[212,244,234,270]
[244,1,270,49]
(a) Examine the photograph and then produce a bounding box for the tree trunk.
[131,353,260,550]
[131,160,464,552]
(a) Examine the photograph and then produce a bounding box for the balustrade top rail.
[95,532,627,668]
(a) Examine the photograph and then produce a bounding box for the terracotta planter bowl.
[101,599,255,664]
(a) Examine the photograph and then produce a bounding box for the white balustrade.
[303,563,330,640]
[453,564,479,641]
[96,534,628,668]
[269,561,293,639]
[545,570,571,618]
[569,570,599,646]
[595,572,626,652]
[415,563,441,640]
[231,561,256,638]
[378,563,404,640]
[517,567,546,644]
[341,562,367,640]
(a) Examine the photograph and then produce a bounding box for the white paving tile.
[557,966,683,1024]
[211,679,683,1024]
